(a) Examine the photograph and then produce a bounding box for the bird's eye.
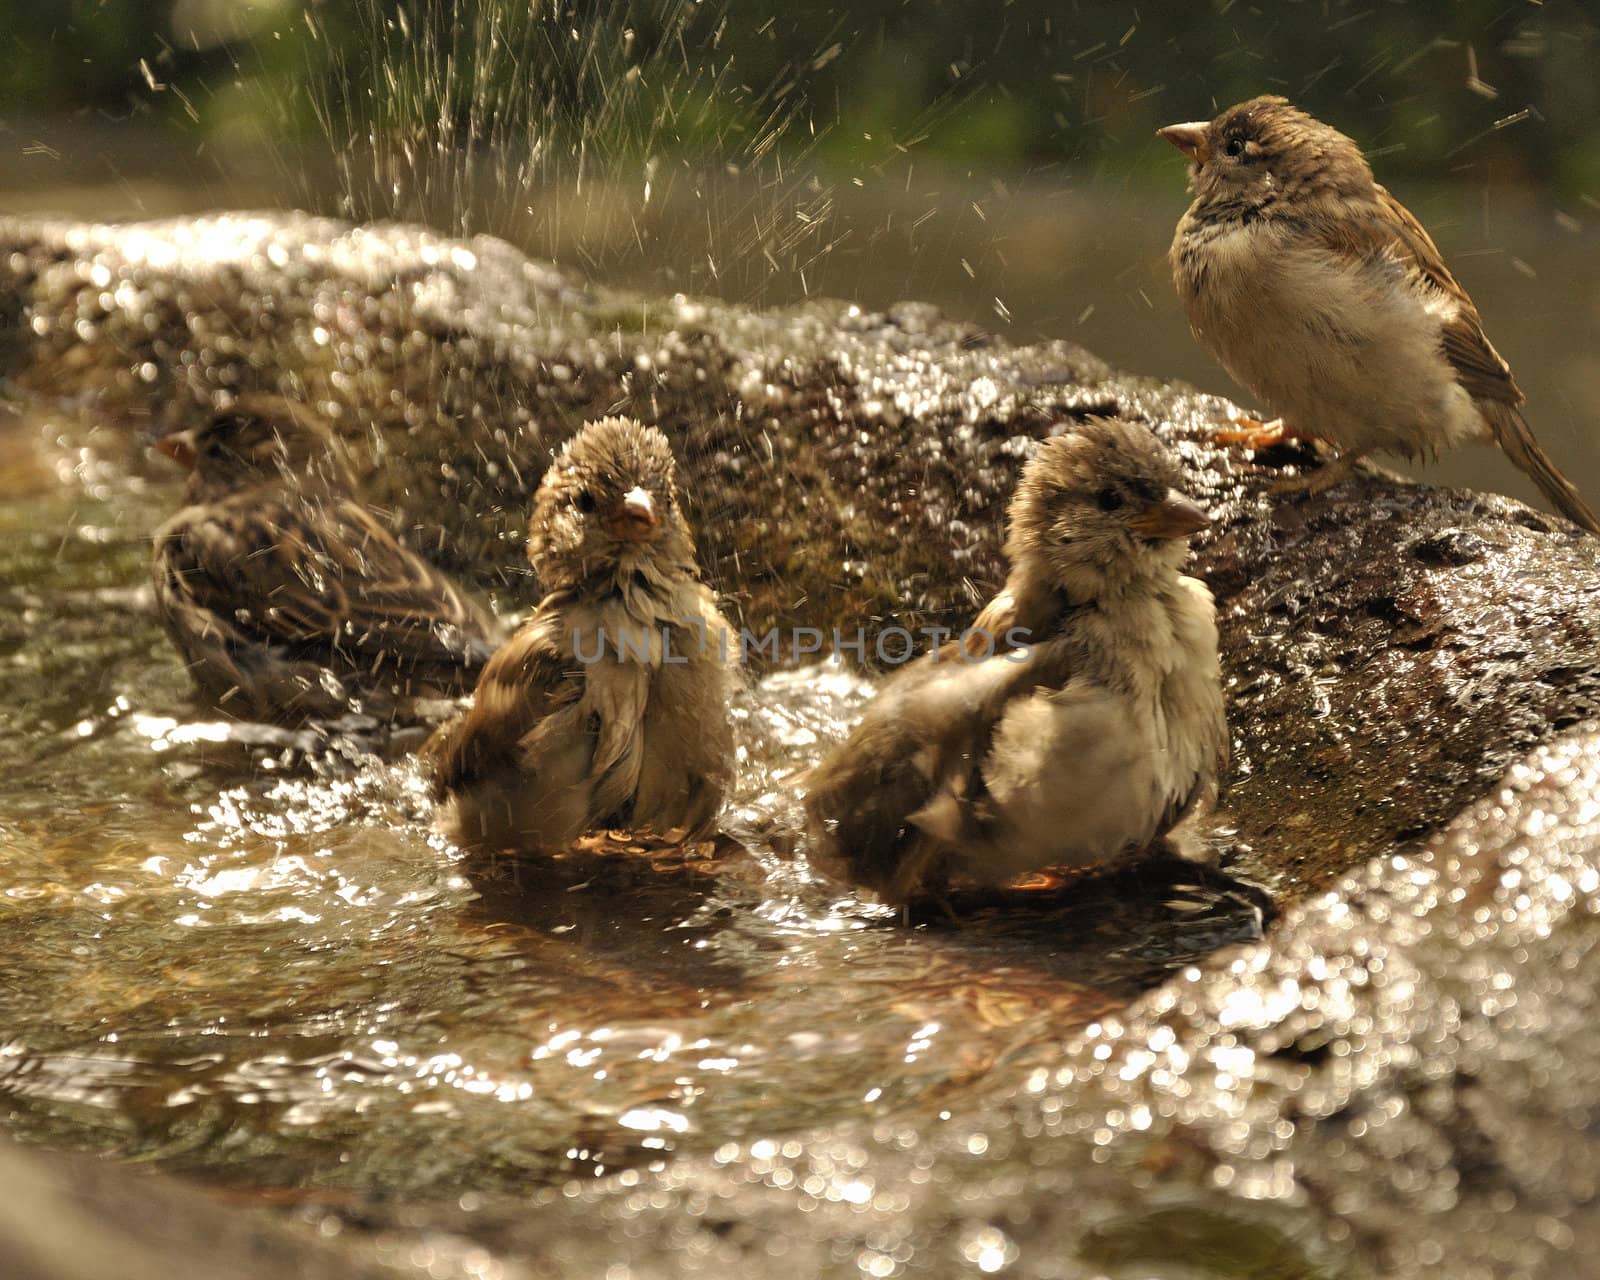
[1224,137,1246,158]
[1095,487,1124,512]
[575,490,597,514]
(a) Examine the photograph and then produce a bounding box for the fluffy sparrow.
[803,417,1227,905]
[1161,95,1600,535]
[151,394,498,721]
[422,416,738,853]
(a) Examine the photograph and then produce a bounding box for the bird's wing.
[314,496,499,676]
[1318,186,1523,406]
[164,491,497,682]
[153,512,318,715]
[966,571,1066,656]
[803,637,1076,899]
[1316,189,1600,531]
[902,638,1080,819]
[420,609,581,797]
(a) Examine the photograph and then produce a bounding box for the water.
[2,6,1599,1270]
[0,407,1263,1202]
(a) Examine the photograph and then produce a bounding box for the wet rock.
[490,727,1600,1280]
[5,212,1599,897]
[2,212,1600,1278]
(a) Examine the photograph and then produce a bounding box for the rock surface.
[2,212,1599,1278]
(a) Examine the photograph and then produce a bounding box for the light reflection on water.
[0,408,1263,1200]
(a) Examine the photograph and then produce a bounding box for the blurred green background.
[1,0,1598,500]
[4,1,1598,185]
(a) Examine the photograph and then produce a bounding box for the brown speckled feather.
[1317,186,1523,408]
[156,491,495,681]
[151,398,498,719]
[1315,186,1595,528]
[420,606,580,797]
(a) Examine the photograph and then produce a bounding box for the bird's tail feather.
[1490,405,1600,536]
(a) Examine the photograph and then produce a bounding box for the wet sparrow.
[1162,95,1600,535]
[804,417,1226,905]
[151,395,498,721]
[422,417,738,853]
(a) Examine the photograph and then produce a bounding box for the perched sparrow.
[804,417,1227,905]
[1161,95,1600,535]
[151,395,498,721]
[423,416,738,853]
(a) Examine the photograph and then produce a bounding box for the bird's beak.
[1158,121,1211,165]
[155,429,199,470]
[607,485,659,541]
[1129,490,1210,540]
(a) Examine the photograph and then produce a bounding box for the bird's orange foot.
[1208,417,1296,451]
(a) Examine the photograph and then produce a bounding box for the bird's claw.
[1209,416,1294,451]
[1267,451,1363,497]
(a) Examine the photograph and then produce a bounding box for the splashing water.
[281,1,853,305]
[0,410,1263,1197]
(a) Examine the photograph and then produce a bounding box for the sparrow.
[1161,95,1600,535]
[151,394,498,721]
[422,416,738,854]
[803,417,1227,905]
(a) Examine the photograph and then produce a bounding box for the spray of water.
[283,0,866,304]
